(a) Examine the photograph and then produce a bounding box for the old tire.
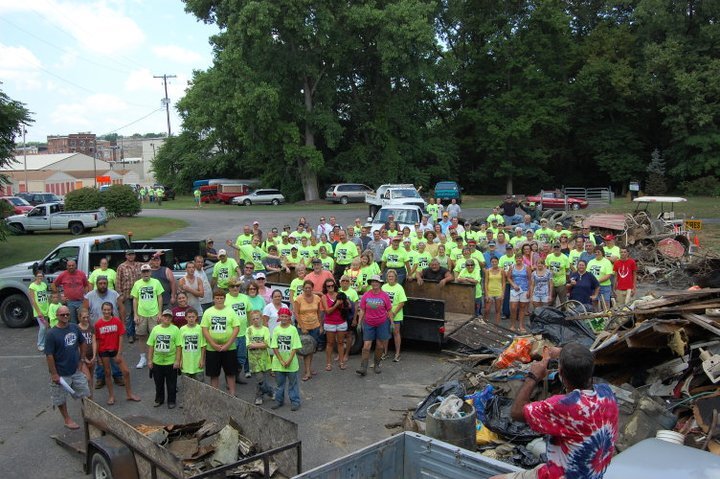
[541,208,555,219]
[340,196,349,205]
[69,222,84,236]
[348,325,363,355]
[7,222,24,234]
[571,203,581,210]
[1,293,33,328]
[243,199,252,206]
[91,452,113,479]
[271,199,280,206]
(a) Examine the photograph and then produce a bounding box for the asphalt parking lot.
[0,204,467,478]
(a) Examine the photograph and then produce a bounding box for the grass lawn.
[0,217,187,270]
[143,196,367,212]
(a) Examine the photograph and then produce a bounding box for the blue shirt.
[439,219,452,234]
[569,271,600,306]
[45,324,85,376]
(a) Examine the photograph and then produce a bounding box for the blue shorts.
[306,327,321,343]
[363,321,391,341]
[599,285,612,303]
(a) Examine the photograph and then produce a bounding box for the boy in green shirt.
[147,310,181,408]
[201,289,240,395]
[48,292,62,328]
[456,260,483,316]
[247,310,274,405]
[29,271,50,351]
[179,308,205,381]
[270,307,301,411]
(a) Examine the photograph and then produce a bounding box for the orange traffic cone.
[694,235,701,248]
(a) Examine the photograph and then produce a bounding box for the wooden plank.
[683,313,720,337]
[404,280,475,315]
[635,300,720,316]
[82,398,186,478]
[444,312,474,336]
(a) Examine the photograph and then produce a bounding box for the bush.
[101,184,141,217]
[679,177,720,197]
[64,187,101,211]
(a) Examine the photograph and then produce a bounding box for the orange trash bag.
[495,338,532,369]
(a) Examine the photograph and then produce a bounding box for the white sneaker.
[245,371,251,378]
[136,356,147,369]
[37,346,44,352]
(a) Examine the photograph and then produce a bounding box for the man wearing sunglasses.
[45,305,91,430]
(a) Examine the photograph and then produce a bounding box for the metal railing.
[563,187,613,206]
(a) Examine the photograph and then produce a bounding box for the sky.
[0,0,219,143]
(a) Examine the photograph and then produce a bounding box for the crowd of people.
[38,197,635,430]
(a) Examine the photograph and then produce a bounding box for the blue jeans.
[504,214,523,225]
[502,283,511,318]
[123,298,135,338]
[255,371,275,399]
[67,300,83,324]
[36,317,47,349]
[235,336,248,372]
[274,371,300,407]
[599,285,612,304]
[95,357,122,380]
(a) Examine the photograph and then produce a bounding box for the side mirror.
[31,261,39,272]
[366,216,372,222]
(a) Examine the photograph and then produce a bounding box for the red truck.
[216,183,250,204]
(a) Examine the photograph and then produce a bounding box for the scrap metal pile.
[405,288,720,469]
[134,418,280,478]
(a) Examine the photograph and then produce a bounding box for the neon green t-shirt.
[297,245,313,263]
[382,283,407,322]
[427,203,439,222]
[334,241,359,266]
[179,324,205,374]
[603,245,620,261]
[289,278,305,302]
[29,282,49,316]
[510,236,526,248]
[458,267,483,298]
[234,233,254,248]
[240,245,267,270]
[535,228,556,244]
[487,213,505,225]
[339,287,359,302]
[449,247,465,265]
[405,250,419,273]
[278,243,293,258]
[147,324,180,366]
[270,324,302,372]
[498,255,515,273]
[415,251,433,270]
[587,258,614,286]
[225,293,250,336]
[317,242,333,257]
[48,302,61,327]
[88,268,116,290]
[319,256,335,272]
[382,246,408,268]
[200,305,240,351]
[131,278,164,317]
[569,249,583,269]
[212,258,239,289]
[194,189,200,200]
[246,325,271,373]
[545,253,570,286]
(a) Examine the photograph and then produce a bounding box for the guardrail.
[564,187,613,206]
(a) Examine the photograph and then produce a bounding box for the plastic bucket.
[426,402,476,451]
[656,430,685,445]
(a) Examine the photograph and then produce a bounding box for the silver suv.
[325,183,374,204]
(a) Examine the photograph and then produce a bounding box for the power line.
[153,74,176,137]
[99,108,165,136]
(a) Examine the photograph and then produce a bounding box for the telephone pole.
[153,74,176,137]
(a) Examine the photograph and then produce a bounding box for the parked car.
[231,189,285,206]
[5,202,107,236]
[0,196,33,217]
[433,181,462,204]
[325,183,375,204]
[365,205,424,234]
[17,192,64,206]
[524,190,588,210]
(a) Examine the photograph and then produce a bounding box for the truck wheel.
[243,199,252,206]
[340,196,349,205]
[571,203,581,210]
[91,452,113,479]
[271,199,280,206]
[1,293,33,328]
[7,223,24,234]
[348,326,363,355]
[69,222,84,236]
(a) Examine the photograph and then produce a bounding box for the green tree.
[645,148,667,195]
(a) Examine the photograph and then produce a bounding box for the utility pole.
[153,74,176,137]
[22,125,28,193]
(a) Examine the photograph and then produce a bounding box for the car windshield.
[7,197,30,206]
[393,189,421,199]
[436,182,457,190]
[375,209,419,224]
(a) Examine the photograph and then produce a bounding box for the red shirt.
[613,258,637,291]
[54,270,89,301]
[94,316,125,352]
[305,270,335,293]
[171,306,188,328]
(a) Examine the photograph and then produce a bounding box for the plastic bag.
[433,395,465,419]
[413,380,466,420]
[495,338,532,369]
[465,384,495,424]
[483,396,541,443]
[529,306,595,348]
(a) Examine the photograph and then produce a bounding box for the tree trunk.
[506,174,513,195]
[301,77,320,201]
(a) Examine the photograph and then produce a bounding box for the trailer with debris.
[53,376,301,479]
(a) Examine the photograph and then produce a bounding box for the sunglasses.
[58,313,70,317]
[325,283,335,287]
[230,285,240,288]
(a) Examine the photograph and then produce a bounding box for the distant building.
[13,145,39,155]
[47,132,97,157]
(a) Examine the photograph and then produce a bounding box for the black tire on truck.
[91,452,113,479]
[1,293,34,328]
[8,223,25,234]
[69,222,84,236]
[348,325,363,355]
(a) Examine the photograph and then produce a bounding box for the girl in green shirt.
[29,271,49,351]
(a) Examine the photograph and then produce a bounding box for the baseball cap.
[291,246,298,250]
[218,249,227,256]
[525,229,534,234]
[162,309,173,317]
[311,258,322,264]
[206,238,214,243]
[281,232,289,237]
[368,275,384,284]
[442,212,449,216]
[253,221,259,225]
[488,241,496,246]
[604,234,615,241]
[140,264,151,271]
[403,239,411,244]
[540,218,548,223]
[278,307,292,316]
[255,272,266,279]
[506,244,514,249]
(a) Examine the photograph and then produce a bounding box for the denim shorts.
[363,321,391,341]
[599,285,612,303]
[306,327,321,343]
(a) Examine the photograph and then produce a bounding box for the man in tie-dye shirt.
[492,343,618,479]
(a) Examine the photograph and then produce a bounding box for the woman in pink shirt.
[355,275,392,376]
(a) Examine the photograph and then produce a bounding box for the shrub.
[64,187,101,211]
[102,184,141,217]
[679,177,720,197]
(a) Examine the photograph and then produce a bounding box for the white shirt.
[316,223,332,238]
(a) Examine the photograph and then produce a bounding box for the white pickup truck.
[365,205,424,234]
[365,184,426,217]
[5,202,108,235]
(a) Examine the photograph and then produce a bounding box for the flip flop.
[302,375,311,381]
[311,370,317,376]
[325,364,332,371]
[106,398,115,406]
[64,422,80,430]
[339,363,347,370]
[126,395,141,402]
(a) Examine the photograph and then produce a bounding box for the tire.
[243,199,252,206]
[91,452,113,479]
[7,223,24,234]
[271,199,280,206]
[1,293,34,328]
[340,196,349,205]
[69,222,84,236]
[348,325,363,355]
[571,203,581,210]
[541,208,556,219]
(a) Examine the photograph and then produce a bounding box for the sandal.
[311,370,318,376]
[302,375,311,381]
[339,362,347,370]
[107,398,115,406]
[325,364,332,371]
[393,355,401,362]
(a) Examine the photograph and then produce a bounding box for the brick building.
[47,132,97,157]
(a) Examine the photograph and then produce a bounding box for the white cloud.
[152,45,204,65]
[0,43,43,89]
[124,68,190,103]
[50,93,130,127]
[124,68,156,92]
[0,0,145,55]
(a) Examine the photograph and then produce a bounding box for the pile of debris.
[135,418,279,478]
[406,288,720,469]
